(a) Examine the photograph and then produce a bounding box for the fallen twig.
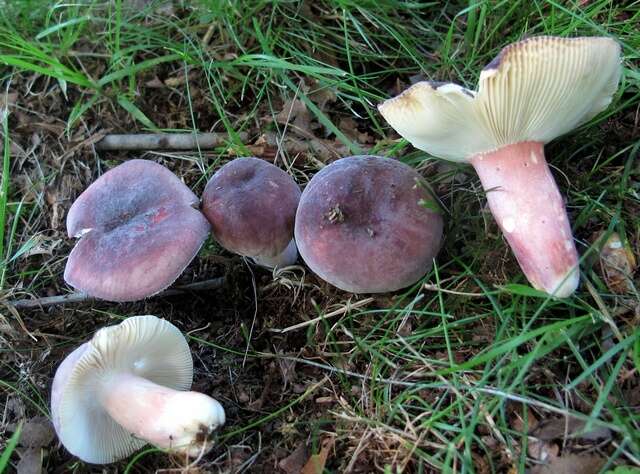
[95,133,248,151]
[7,277,225,310]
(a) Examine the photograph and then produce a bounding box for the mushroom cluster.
[57,154,443,463]
[52,34,621,466]
[65,154,442,300]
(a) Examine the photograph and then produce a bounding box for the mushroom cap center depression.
[64,160,210,302]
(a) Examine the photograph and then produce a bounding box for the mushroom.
[295,155,443,293]
[378,36,621,297]
[51,315,225,464]
[201,157,301,268]
[64,159,211,302]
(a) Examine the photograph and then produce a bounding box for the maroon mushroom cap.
[295,155,443,293]
[201,157,301,261]
[64,159,210,302]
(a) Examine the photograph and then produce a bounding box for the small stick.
[269,297,374,334]
[7,277,225,310]
[95,133,248,151]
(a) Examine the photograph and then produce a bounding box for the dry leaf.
[338,117,372,145]
[622,386,640,406]
[18,417,55,448]
[307,83,337,112]
[532,417,612,443]
[22,236,62,259]
[17,448,43,474]
[598,232,637,294]
[528,453,606,474]
[527,440,559,462]
[145,76,165,88]
[244,131,345,163]
[11,417,54,474]
[225,446,252,472]
[276,356,297,390]
[46,174,77,230]
[314,396,336,405]
[435,162,468,185]
[0,91,19,108]
[277,99,311,131]
[301,437,334,474]
[279,443,310,474]
[511,406,539,434]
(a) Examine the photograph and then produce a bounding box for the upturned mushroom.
[51,315,225,464]
[378,36,621,297]
[202,157,301,268]
[295,155,443,293]
[64,159,211,302]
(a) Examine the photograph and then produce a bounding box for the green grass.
[0,0,639,472]
[0,113,11,290]
[0,422,21,473]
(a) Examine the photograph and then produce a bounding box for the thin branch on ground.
[95,133,248,150]
[6,277,225,309]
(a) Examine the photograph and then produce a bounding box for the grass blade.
[0,421,22,473]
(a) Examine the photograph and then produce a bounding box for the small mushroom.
[51,315,225,464]
[379,36,621,297]
[64,159,211,302]
[201,157,301,268]
[295,155,443,293]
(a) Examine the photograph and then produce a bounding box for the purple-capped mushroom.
[64,159,210,302]
[295,155,443,293]
[202,157,301,268]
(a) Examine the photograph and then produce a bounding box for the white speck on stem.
[502,217,516,233]
[530,151,538,164]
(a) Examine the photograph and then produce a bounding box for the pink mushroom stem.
[100,373,225,456]
[469,141,579,297]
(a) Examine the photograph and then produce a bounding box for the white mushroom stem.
[100,373,225,456]
[469,141,579,297]
[251,238,298,269]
